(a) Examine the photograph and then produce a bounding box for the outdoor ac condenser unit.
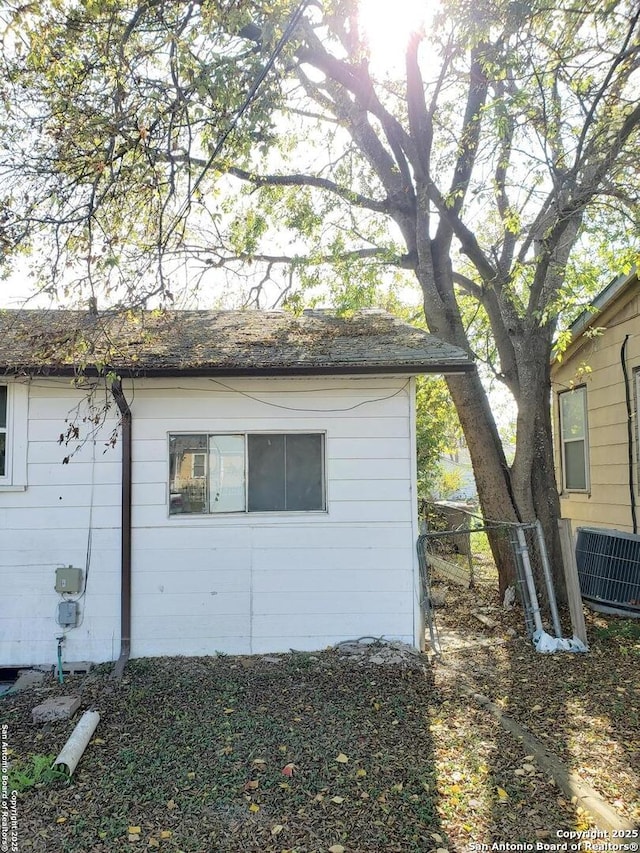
[575,527,640,617]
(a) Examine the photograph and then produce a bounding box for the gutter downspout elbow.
[111,379,132,678]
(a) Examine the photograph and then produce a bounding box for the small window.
[0,382,28,489]
[559,387,589,491]
[192,453,206,479]
[169,433,325,515]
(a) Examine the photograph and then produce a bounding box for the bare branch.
[405,32,431,178]
[452,271,483,300]
[297,21,422,183]
[443,44,490,220]
[225,165,389,213]
[203,247,416,269]
[573,5,640,169]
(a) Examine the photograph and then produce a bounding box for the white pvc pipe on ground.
[52,710,100,775]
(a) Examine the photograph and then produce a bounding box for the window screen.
[284,433,324,511]
[248,433,324,512]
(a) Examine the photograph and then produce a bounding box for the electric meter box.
[58,601,79,627]
[55,566,83,594]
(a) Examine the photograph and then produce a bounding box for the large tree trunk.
[439,317,565,604]
[531,408,566,605]
[416,258,522,598]
[509,327,567,604]
[446,370,519,598]
[413,228,565,604]
[447,364,565,605]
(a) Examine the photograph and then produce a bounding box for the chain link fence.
[417,501,562,652]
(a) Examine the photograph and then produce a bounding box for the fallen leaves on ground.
[432,559,640,834]
[3,574,639,852]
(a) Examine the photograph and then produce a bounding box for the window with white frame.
[559,387,589,491]
[169,433,326,515]
[0,381,28,489]
[191,452,206,479]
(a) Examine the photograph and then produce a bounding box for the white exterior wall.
[1,375,421,666]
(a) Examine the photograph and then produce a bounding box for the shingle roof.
[0,308,473,377]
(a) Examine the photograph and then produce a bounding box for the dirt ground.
[429,563,640,831]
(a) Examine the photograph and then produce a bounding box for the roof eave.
[568,267,638,340]
[2,361,475,378]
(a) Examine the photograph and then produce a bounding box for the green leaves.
[1,0,294,299]
[415,373,464,499]
[4,0,637,318]
[8,754,69,793]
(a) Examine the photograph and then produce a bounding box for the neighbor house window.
[169,433,325,515]
[559,387,589,491]
[192,452,206,479]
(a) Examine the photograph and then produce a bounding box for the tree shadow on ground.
[431,574,640,849]
[2,650,445,853]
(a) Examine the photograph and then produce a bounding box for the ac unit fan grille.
[575,527,640,615]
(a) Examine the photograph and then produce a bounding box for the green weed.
[594,619,640,642]
[8,753,69,793]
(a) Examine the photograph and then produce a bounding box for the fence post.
[515,525,544,634]
[417,535,440,655]
[535,519,563,638]
[558,519,589,647]
[465,516,475,589]
[509,528,533,636]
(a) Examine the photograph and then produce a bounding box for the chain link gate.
[417,504,561,654]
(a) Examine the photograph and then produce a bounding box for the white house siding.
[2,378,122,667]
[1,375,420,667]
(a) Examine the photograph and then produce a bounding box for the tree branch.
[494,74,517,275]
[444,44,490,220]
[526,98,640,313]
[405,32,431,178]
[452,271,483,300]
[203,247,416,269]
[433,43,493,275]
[293,65,411,218]
[429,183,498,284]
[226,165,389,213]
[297,22,422,185]
[573,5,640,169]
[453,270,520,396]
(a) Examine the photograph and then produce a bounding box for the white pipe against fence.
[52,710,100,776]
[535,519,563,638]
[515,526,544,634]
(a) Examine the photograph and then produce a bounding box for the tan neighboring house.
[551,268,639,532]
